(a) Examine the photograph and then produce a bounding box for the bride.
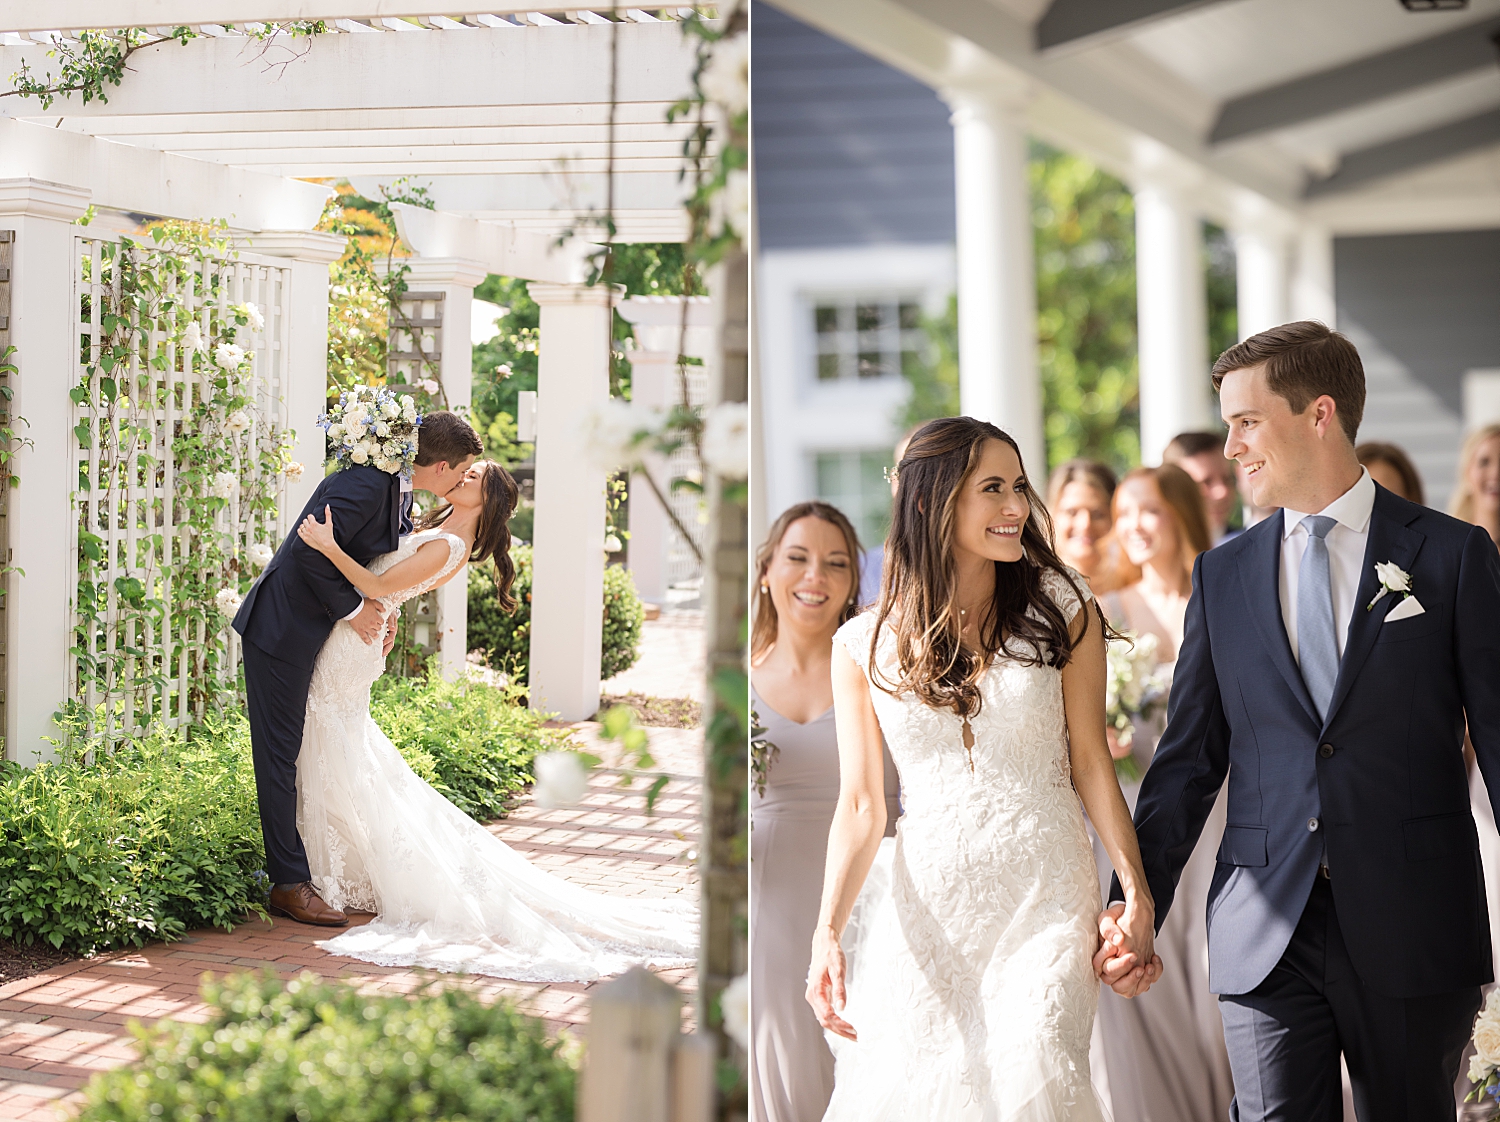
[806,417,1160,1120]
[290,459,696,981]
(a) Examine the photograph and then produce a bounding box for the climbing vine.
[67,219,297,744]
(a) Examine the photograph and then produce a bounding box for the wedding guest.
[1453,424,1500,548]
[1163,431,1239,544]
[1047,459,1121,592]
[750,502,898,1122]
[857,425,921,607]
[1091,464,1234,1122]
[1356,441,1424,505]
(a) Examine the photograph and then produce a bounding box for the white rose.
[350,445,369,464]
[283,461,304,482]
[701,401,749,479]
[603,533,623,554]
[720,973,750,1050]
[234,302,265,332]
[382,399,400,419]
[210,471,237,499]
[533,751,590,809]
[224,410,251,436]
[375,421,390,437]
[1476,1012,1500,1067]
[583,398,661,470]
[214,588,243,617]
[1374,561,1411,593]
[700,31,747,116]
[213,342,246,371]
[180,321,207,354]
[718,167,750,240]
[345,404,366,427]
[402,398,417,420]
[247,542,275,569]
[327,422,345,441]
[419,378,440,395]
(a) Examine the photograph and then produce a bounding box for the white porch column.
[528,282,617,721]
[0,179,92,763]
[1290,224,1337,328]
[617,295,715,605]
[397,257,487,681]
[1232,217,1291,342]
[1133,162,1212,465]
[245,231,347,522]
[942,84,1045,473]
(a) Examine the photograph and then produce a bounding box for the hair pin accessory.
[883,465,899,484]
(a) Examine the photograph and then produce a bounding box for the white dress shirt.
[1279,468,1375,664]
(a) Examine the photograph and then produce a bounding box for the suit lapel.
[1239,512,1321,728]
[387,471,402,549]
[1322,490,1424,730]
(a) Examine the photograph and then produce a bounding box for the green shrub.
[78,970,576,1122]
[371,670,571,821]
[0,717,267,954]
[468,545,645,685]
[0,675,566,955]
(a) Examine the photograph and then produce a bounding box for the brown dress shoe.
[267,881,349,927]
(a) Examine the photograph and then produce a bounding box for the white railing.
[69,232,292,743]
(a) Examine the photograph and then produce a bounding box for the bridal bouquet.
[1104,631,1168,782]
[1466,990,1500,1110]
[318,385,422,477]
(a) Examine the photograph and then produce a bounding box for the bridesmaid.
[749,501,898,1122]
[1047,459,1122,593]
[1091,465,1234,1122]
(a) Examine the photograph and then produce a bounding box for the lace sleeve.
[1039,564,1093,624]
[833,611,878,677]
[379,532,469,611]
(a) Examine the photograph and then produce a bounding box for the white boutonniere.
[1366,561,1412,611]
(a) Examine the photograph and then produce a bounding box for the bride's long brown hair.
[415,460,520,611]
[870,417,1092,721]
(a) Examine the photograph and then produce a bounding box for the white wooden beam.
[390,202,590,283]
[0,4,661,34]
[0,117,332,229]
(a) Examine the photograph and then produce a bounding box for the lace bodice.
[369,529,470,614]
[823,566,1104,1120]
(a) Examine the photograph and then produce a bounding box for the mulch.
[0,937,78,987]
[596,692,702,729]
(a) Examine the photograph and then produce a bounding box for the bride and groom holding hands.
[805,321,1500,1121]
[232,405,694,981]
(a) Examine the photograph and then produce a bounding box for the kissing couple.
[233,402,695,980]
[806,321,1500,1121]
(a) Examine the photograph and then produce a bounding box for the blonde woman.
[1453,424,1500,547]
[750,501,898,1122]
[1091,464,1234,1122]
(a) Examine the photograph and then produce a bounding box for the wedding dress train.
[295,529,697,981]
[825,569,1105,1121]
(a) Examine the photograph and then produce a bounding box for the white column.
[396,257,487,681]
[245,231,347,523]
[0,179,92,763]
[1134,175,1211,465]
[1290,224,1337,328]
[1233,224,1290,342]
[528,282,617,722]
[617,295,715,605]
[943,85,1045,473]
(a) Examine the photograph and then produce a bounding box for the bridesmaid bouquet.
[318,385,422,478]
[1465,990,1500,1110]
[1104,631,1168,782]
[751,707,778,798]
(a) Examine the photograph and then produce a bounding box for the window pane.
[898,302,921,330]
[817,353,842,381]
[901,349,925,378]
[814,305,839,334]
[813,450,896,548]
[855,303,882,332]
[857,351,886,379]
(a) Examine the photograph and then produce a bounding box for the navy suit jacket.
[233,466,404,670]
[1113,484,1500,998]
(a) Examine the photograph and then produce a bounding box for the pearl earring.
[760,583,769,594]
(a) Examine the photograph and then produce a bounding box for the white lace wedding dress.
[295,529,697,981]
[826,569,1105,1121]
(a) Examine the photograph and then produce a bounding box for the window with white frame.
[812,298,924,382]
[813,449,895,550]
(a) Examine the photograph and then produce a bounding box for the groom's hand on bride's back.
[349,598,384,644]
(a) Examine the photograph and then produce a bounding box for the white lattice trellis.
[666,365,709,589]
[69,232,292,742]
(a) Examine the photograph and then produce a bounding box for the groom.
[1103,321,1500,1119]
[233,410,481,926]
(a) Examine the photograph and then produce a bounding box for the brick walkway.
[0,722,701,1122]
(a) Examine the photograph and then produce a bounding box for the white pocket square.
[1384,596,1426,622]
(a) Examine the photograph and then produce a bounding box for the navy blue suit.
[1113,484,1500,1119]
[233,466,409,884]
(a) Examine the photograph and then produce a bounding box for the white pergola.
[0,9,709,759]
[770,0,1500,491]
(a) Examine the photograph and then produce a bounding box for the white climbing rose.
[583,398,662,470]
[247,542,275,569]
[700,31,747,116]
[233,302,265,332]
[214,588,243,617]
[720,973,750,1050]
[214,342,245,370]
[181,321,207,354]
[224,410,251,436]
[533,751,591,809]
[210,471,237,499]
[701,401,749,480]
[283,461,304,482]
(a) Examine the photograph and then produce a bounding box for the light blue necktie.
[1297,515,1340,721]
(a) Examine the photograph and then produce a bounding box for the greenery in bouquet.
[1104,631,1168,783]
[317,384,421,476]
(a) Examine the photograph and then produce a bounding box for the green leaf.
[99,377,117,401]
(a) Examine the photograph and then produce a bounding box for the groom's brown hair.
[1211,320,1365,444]
[415,410,482,468]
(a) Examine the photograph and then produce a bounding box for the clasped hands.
[1093,900,1163,998]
